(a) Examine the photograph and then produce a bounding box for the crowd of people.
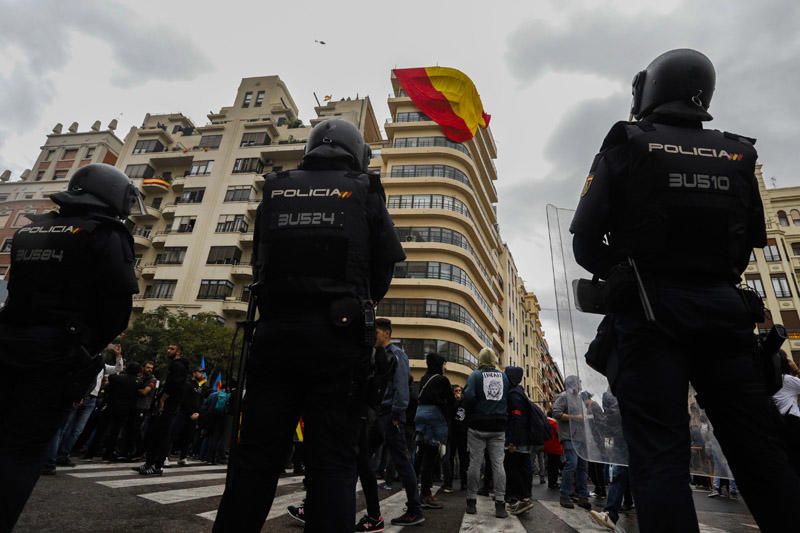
[42,341,232,476]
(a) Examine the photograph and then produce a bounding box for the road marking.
[698,525,731,533]
[67,460,203,471]
[459,495,526,532]
[139,476,304,504]
[69,465,225,478]
[99,473,228,488]
[538,500,608,532]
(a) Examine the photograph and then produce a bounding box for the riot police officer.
[213,119,405,533]
[0,163,140,531]
[571,49,800,532]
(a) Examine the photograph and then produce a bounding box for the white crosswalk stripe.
[65,460,204,471]
[459,495,527,532]
[99,472,229,488]
[68,465,225,478]
[140,475,305,505]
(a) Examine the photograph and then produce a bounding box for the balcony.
[132,295,145,311]
[171,176,186,192]
[141,264,157,278]
[231,262,253,279]
[152,231,170,247]
[141,176,172,194]
[132,228,152,248]
[253,173,265,190]
[162,204,176,218]
[222,297,248,316]
[247,201,260,215]
[240,232,255,245]
[131,205,162,220]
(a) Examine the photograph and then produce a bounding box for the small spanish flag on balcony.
[393,67,491,143]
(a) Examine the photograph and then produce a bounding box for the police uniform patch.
[581,174,594,197]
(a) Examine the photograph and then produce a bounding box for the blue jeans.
[560,440,588,499]
[604,465,630,522]
[44,396,97,469]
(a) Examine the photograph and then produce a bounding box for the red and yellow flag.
[393,67,491,143]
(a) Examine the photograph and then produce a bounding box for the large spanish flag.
[393,67,491,143]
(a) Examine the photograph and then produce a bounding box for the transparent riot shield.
[547,204,730,478]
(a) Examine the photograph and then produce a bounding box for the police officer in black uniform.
[213,119,405,533]
[0,163,140,531]
[571,49,800,532]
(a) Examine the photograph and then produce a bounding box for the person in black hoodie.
[504,366,535,516]
[414,353,453,509]
[443,384,469,493]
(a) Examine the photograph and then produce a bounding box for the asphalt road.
[15,459,760,532]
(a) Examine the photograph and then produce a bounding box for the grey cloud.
[506,0,800,183]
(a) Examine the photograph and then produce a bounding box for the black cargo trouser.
[213,312,365,533]
[612,283,800,533]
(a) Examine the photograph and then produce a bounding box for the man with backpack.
[201,386,230,465]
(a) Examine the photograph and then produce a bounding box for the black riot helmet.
[631,48,716,121]
[50,163,146,218]
[302,119,372,173]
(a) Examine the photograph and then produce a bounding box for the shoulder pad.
[599,121,636,152]
[27,211,57,223]
[723,131,757,146]
[275,170,292,179]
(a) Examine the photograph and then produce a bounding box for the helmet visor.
[128,187,147,217]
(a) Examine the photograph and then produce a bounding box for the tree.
[122,306,241,382]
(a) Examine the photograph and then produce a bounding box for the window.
[85,146,96,158]
[745,275,765,298]
[155,247,187,265]
[771,274,792,298]
[0,194,8,201]
[254,91,265,107]
[764,239,781,262]
[390,164,470,187]
[35,171,45,181]
[0,239,12,253]
[391,338,477,368]
[242,92,253,108]
[198,280,234,299]
[150,197,162,210]
[61,149,78,160]
[177,188,205,204]
[144,280,177,299]
[778,211,790,227]
[45,149,56,161]
[780,310,800,334]
[132,139,165,154]
[377,298,491,345]
[232,157,264,174]
[23,193,34,200]
[124,164,155,179]
[207,246,242,265]
[749,250,756,262]
[53,170,68,180]
[216,214,248,233]
[793,243,800,256]
[224,186,253,202]
[393,261,493,317]
[174,216,196,233]
[395,111,431,122]
[791,210,800,227]
[240,132,270,147]
[198,135,222,149]
[392,137,470,156]
[189,160,214,176]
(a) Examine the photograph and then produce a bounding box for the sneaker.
[539,476,546,484]
[590,510,616,531]
[420,495,443,509]
[576,497,592,510]
[442,485,454,494]
[380,482,393,491]
[729,491,739,500]
[510,499,534,516]
[132,464,147,473]
[177,458,188,467]
[708,489,720,498]
[390,512,424,526]
[465,499,477,515]
[287,505,305,524]
[354,514,384,532]
[559,495,575,509]
[163,458,171,467]
[138,465,163,476]
[495,501,508,519]
[56,457,76,467]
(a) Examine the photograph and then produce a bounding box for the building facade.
[0,123,123,279]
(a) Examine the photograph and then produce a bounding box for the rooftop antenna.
[313,92,321,106]
[770,176,777,188]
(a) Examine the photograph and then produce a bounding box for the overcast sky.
[2,0,799,374]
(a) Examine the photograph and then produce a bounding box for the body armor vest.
[256,169,373,302]
[4,213,127,338]
[611,122,758,283]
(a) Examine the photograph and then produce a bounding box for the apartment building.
[0,121,123,278]
[746,165,800,364]
[122,76,381,323]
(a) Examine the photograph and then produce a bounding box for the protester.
[443,384,469,493]
[92,361,141,460]
[774,352,800,475]
[543,412,563,489]
[503,366,535,516]
[463,347,510,519]
[415,352,453,510]
[171,367,205,466]
[552,375,590,510]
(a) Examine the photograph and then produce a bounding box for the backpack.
[212,391,230,414]
[527,400,552,446]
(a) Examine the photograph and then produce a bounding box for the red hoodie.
[543,417,563,455]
